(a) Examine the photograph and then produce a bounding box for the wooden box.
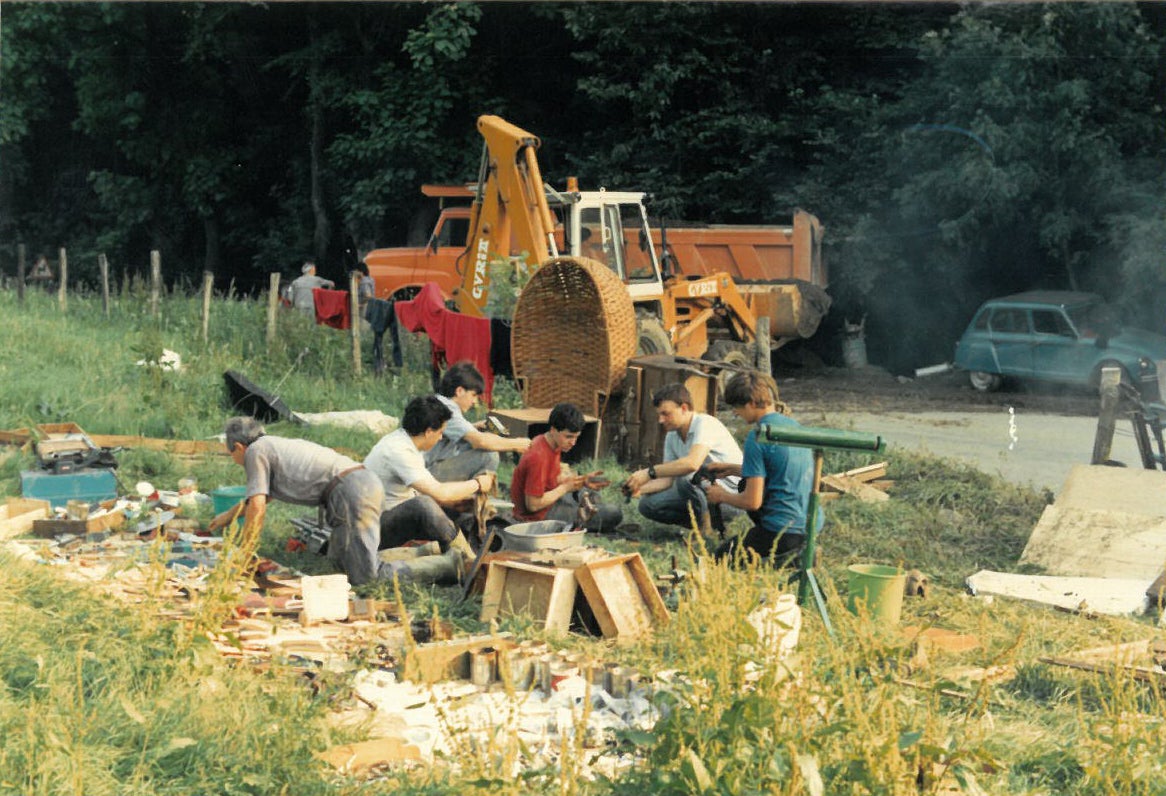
[31,507,125,538]
[0,498,52,541]
[0,428,34,448]
[402,632,514,684]
[35,422,89,440]
[479,560,577,633]
[574,553,670,640]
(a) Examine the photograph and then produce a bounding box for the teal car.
[953,291,1166,400]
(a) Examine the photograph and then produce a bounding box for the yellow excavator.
[451,115,768,360]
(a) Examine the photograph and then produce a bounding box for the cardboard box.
[0,497,52,540]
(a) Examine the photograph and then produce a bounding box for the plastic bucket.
[211,485,247,515]
[846,564,906,625]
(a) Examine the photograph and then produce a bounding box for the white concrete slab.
[966,570,1151,616]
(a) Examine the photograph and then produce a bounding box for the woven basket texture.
[511,256,637,415]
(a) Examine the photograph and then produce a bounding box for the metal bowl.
[498,520,586,552]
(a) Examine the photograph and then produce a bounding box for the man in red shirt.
[510,402,622,532]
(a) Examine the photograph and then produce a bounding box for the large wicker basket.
[511,257,637,416]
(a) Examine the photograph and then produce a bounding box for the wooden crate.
[479,560,577,634]
[574,553,670,640]
[31,508,125,537]
[401,632,514,684]
[0,428,34,447]
[0,498,51,541]
[35,422,88,440]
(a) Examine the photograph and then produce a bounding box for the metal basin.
[497,520,586,552]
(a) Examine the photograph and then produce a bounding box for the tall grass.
[3,287,1166,794]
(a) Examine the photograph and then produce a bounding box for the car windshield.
[1064,301,1121,338]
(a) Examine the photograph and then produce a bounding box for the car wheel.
[968,371,1002,392]
[1091,360,1131,388]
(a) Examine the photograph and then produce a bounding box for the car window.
[972,309,990,331]
[989,308,1029,334]
[1032,309,1075,337]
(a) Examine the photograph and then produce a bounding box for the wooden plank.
[837,462,888,482]
[88,435,227,456]
[0,498,51,540]
[820,473,889,502]
[479,561,576,633]
[575,553,669,640]
[401,632,513,684]
[32,508,125,537]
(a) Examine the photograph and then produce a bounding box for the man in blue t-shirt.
[704,370,818,568]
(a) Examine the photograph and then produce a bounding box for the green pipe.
[757,423,886,454]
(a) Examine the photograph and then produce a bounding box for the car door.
[987,307,1033,375]
[1030,308,1089,383]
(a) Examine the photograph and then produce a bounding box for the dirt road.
[777,365,1142,494]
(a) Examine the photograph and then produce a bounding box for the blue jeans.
[638,477,742,532]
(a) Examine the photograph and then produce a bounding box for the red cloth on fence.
[313,288,351,330]
[394,281,495,404]
[442,310,494,404]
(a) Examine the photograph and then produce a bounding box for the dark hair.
[723,371,779,408]
[438,360,486,398]
[353,262,369,276]
[402,395,452,436]
[548,402,585,433]
[652,382,693,409]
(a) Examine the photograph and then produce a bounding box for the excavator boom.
[455,115,560,317]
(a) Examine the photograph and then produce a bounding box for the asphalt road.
[812,408,1145,494]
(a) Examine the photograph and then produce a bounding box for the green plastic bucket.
[211,485,247,516]
[846,564,906,625]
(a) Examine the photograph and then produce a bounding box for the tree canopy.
[1,1,1162,371]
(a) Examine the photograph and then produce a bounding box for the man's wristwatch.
[647,465,657,479]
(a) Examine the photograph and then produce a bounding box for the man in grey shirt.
[289,261,334,315]
[208,416,387,586]
[425,361,530,482]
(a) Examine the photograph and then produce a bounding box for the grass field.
[1,286,1164,795]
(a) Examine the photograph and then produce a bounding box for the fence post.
[150,250,161,317]
[16,243,25,303]
[755,316,771,377]
[350,272,362,377]
[266,273,280,353]
[99,254,111,317]
[57,247,67,313]
[201,272,214,343]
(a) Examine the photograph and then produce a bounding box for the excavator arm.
[454,115,560,317]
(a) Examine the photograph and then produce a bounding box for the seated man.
[208,416,386,586]
[705,371,819,568]
[364,395,487,564]
[622,383,744,534]
[425,361,531,482]
[510,402,622,532]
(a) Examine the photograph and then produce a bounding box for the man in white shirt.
[364,395,489,563]
[289,261,334,314]
[425,361,531,482]
[622,383,744,534]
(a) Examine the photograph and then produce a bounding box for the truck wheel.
[968,371,1002,392]
[716,349,753,397]
[704,340,748,363]
[636,316,674,356]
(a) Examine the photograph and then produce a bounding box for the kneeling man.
[705,371,818,567]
